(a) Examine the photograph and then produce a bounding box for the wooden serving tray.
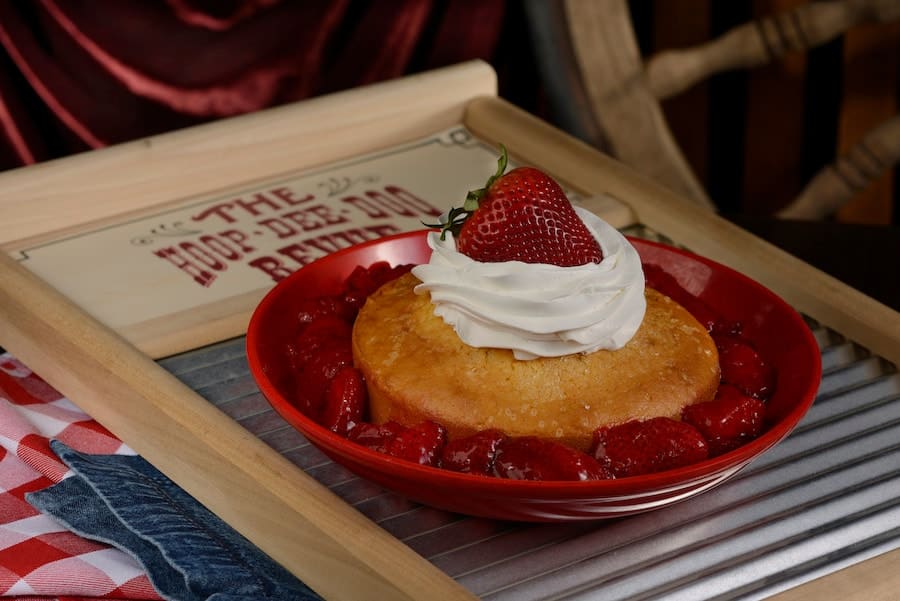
[0,60,897,600]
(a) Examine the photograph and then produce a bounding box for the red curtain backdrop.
[0,0,516,172]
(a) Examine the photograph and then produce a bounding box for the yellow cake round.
[351,272,720,451]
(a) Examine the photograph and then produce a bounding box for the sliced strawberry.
[386,420,447,466]
[347,421,407,454]
[341,267,376,311]
[440,429,507,476]
[295,295,355,329]
[288,315,352,371]
[434,147,602,267]
[591,417,709,478]
[364,260,394,287]
[341,261,417,310]
[346,260,407,295]
[294,346,353,419]
[682,385,766,456]
[300,314,353,344]
[319,366,367,436]
[343,263,382,297]
[388,263,415,280]
[492,436,611,481]
[715,335,776,400]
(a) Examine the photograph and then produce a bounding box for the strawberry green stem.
[424,145,509,240]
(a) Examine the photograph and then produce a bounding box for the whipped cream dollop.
[411,206,647,360]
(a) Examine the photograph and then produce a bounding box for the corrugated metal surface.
[160,316,900,600]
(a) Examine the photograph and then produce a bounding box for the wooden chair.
[524,0,900,219]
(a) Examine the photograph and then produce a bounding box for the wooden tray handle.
[0,252,476,601]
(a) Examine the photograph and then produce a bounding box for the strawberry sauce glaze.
[285,257,778,482]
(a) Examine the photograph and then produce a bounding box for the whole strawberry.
[436,147,603,267]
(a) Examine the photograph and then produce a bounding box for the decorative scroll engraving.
[130,222,202,246]
[437,127,476,148]
[318,175,380,197]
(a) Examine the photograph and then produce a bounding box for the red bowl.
[246,230,822,521]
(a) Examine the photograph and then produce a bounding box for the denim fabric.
[27,440,322,601]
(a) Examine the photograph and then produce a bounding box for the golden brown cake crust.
[352,272,720,451]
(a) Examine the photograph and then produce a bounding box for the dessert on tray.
[285,148,775,481]
[353,270,720,452]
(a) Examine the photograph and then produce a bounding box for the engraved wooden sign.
[12,129,534,357]
[12,127,610,358]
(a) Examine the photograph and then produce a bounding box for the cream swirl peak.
[412,206,646,360]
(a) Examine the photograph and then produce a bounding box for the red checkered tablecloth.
[0,353,161,601]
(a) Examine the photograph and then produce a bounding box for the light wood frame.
[0,60,897,600]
